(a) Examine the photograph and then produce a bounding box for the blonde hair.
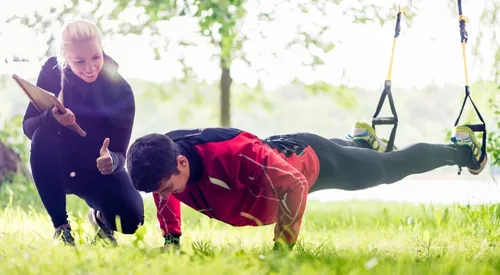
[56,19,103,103]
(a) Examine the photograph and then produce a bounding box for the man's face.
[154,155,190,199]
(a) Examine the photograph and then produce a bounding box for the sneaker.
[451,125,488,175]
[88,208,118,246]
[346,121,397,152]
[53,223,75,246]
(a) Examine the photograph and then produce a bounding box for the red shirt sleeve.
[153,193,182,237]
[232,132,310,245]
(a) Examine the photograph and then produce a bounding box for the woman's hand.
[96,138,114,175]
[52,106,76,126]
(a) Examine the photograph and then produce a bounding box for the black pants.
[287,133,473,193]
[29,127,144,234]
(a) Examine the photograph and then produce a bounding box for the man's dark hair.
[126,133,181,193]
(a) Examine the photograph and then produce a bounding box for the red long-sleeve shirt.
[153,128,320,245]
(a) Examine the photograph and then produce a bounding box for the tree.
[0,141,23,184]
[5,0,418,127]
[0,115,31,186]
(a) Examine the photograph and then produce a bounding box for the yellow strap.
[461,42,469,86]
[386,38,398,80]
[386,7,408,81]
[459,15,469,86]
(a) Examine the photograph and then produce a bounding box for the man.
[126,122,487,250]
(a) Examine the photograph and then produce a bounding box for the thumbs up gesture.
[96,137,113,175]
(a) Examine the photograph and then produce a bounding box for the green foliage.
[487,98,500,167]
[0,176,40,209]
[303,81,359,110]
[193,0,246,66]
[110,0,247,66]
[475,0,500,86]
[233,83,273,112]
[3,196,500,274]
[0,114,30,164]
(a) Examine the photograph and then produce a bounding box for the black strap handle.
[371,7,405,153]
[372,80,398,152]
[454,86,487,163]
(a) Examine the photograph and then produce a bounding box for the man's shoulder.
[165,127,252,143]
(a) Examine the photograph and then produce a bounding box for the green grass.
[2,180,500,274]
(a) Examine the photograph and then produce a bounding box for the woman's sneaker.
[53,223,75,246]
[88,208,118,246]
[450,125,488,175]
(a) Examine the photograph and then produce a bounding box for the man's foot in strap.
[451,125,488,175]
[346,121,397,152]
[53,223,75,246]
[88,208,118,246]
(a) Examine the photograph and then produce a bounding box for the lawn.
[1,181,500,274]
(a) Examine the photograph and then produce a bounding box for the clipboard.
[12,74,87,137]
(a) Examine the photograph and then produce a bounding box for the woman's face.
[64,38,104,83]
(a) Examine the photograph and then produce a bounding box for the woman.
[22,19,144,246]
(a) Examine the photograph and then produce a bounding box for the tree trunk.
[220,57,232,127]
[0,140,26,186]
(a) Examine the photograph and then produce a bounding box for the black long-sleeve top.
[22,54,135,173]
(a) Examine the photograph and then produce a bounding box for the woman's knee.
[93,172,145,234]
[99,193,144,234]
[31,127,60,153]
[29,127,67,175]
[105,206,144,234]
[122,213,145,234]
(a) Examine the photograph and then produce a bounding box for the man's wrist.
[273,240,295,252]
[164,234,181,246]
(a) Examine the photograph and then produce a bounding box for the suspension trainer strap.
[454,0,487,162]
[372,6,407,152]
